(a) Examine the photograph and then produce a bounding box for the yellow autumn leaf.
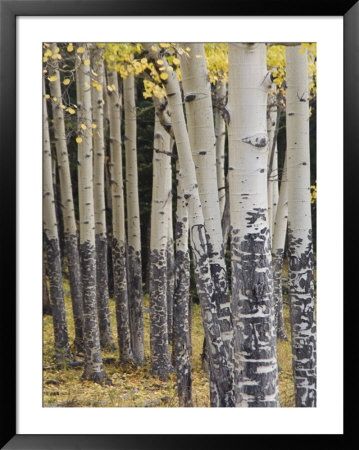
[151,46,157,52]
[52,97,57,102]
[60,104,66,109]
[77,47,85,54]
[63,78,70,85]
[84,59,90,66]
[67,43,74,52]
[66,107,76,114]
[160,72,168,80]
[91,124,97,129]
[45,94,50,99]
[157,59,164,65]
[76,137,83,143]
[48,75,57,82]
[299,48,306,54]
[159,43,170,48]
[172,57,180,65]
[80,124,87,130]
[96,84,102,92]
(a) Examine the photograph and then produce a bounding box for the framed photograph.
[1,0,354,448]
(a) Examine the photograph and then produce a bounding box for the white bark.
[267,89,279,237]
[48,43,84,353]
[228,43,279,407]
[286,45,316,407]
[106,69,134,364]
[123,74,145,364]
[143,43,234,406]
[215,81,227,218]
[77,45,109,384]
[271,154,288,340]
[91,48,115,351]
[43,77,70,362]
[180,43,234,406]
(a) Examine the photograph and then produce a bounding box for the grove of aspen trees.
[43,42,317,408]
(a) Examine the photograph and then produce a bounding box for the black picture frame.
[1,0,355,448]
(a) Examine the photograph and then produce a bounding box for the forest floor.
[43,278,295,407]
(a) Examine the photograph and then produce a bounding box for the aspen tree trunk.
[149,116,172,380]
[48,44,84,353]
[173,162,193,406]
[286,46,316,407]
[180,43,235,406]
[267,91,279,237]
[228,43,279,407]
[271,154,288,341]
[166,167,175,344]
[143,43,234,406]
[106,70,134,365]
[123,74,145,364]
[91,47,116,352]
[215,81,227,218]
[43,79,70,363]
[77,45,110,384]
[43,260,52,316]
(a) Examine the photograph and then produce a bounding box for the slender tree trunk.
[91,48,116,352]
[149,116,172,380]
[180,43,235,407]
[123,74,145,365]
[107,69,134,365]
[228,43,279,407]
[143,43,234,407]
[43,78,70,363]
[271,154,288,341]
[215,81,227,218]
[173,162,193,406]
[77,45,110,384]
[286,45,316,407]
[267,89,279,237]
[48,44,84,353]
[166,169,175,345]
[43,259,52,316]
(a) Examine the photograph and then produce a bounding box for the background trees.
[43,41,317,408]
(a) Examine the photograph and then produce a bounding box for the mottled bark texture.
[166,199,175,344]
[173,165,193,406]
[127,245,145,364]
[95,236,115,351]
[64,233,84,352]
[44,236,71,362]
[149,117,172,380]
[123,74,145,365]
[286,46,316,407]
[180,43,235,406]
[149,248,172,380]
[271,155,288,341]
[43,81,70,362]
[228,43,279,407]
[77,45,109,384]
[43,260,52,316]
[48,43,84,353]
[92,48,115,352]
[80,241,109,384]
[143,43,234,406]
[112,239,134,364]
[107,69,134,365]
